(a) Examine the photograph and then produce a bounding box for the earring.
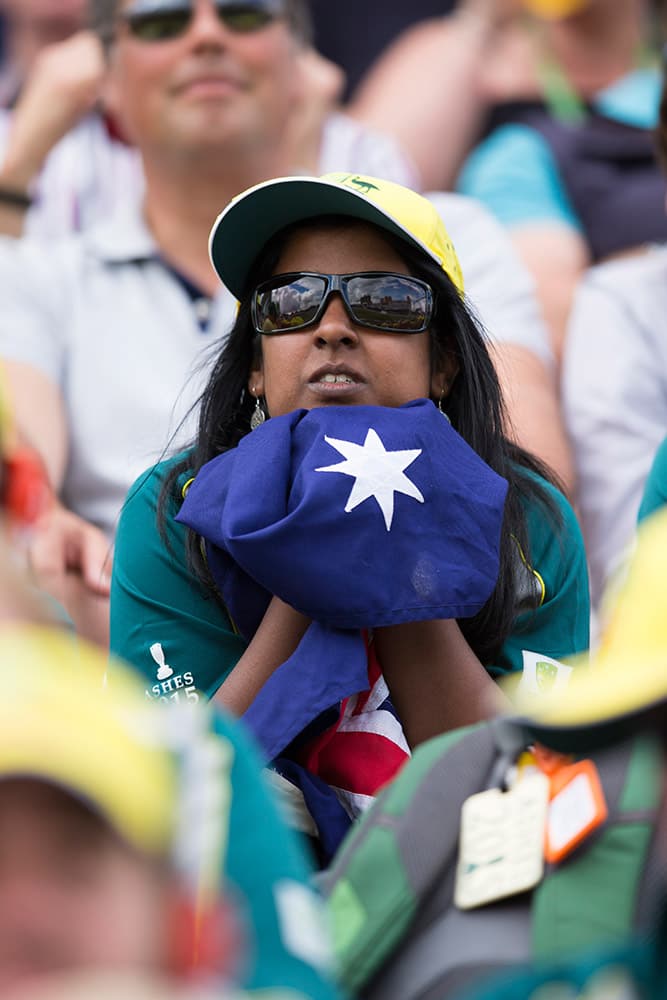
[438,389,451,424]
[250,393,266,431]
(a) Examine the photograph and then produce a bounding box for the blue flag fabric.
[178,399,508,625]
[177,399,508,766]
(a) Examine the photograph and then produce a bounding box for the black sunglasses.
[252,272,435,335]
[120,0,284,41]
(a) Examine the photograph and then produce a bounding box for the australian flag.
[177,399,508,855]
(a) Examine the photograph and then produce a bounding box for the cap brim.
[209,176,441,299]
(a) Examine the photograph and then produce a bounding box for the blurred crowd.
[1,1,667,998]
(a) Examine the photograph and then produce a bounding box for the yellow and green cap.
[0,626,177,857]
[209,172,464,300]
[514,507,667,753]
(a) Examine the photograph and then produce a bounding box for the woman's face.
[248,222,456,418]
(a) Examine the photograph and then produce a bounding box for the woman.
[110,173,588,857]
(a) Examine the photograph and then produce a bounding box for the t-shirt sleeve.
[490,479,590,677]
[216,711,342,998]
[109,462,247,700]
[457,124,582,232]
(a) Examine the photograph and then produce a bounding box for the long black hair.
[159,217,562,665]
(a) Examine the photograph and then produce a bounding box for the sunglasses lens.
[124,2,275,41]
[255,276,328,333]
[126,9,190,39]
[219,4,274,31]
[253,273,433,335]
[345,275,431,331]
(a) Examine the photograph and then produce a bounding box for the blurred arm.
[1,284,111,633]
[511,224,590,366]
[0,31,105,237]
[3,360,68,489]
[490,341,575,495]
[457,124,591,364]
[437,191,575,490]
[349,3,511,190]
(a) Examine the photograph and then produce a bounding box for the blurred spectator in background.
[561,42,667,614]
[428,191,575,492]
[459,0,664,361]
[0,0,87,103]
[308,0,455,100]
[0,627,341,999]
[349,0,665,362]
[0,0,413,240]
[348,0,513,191]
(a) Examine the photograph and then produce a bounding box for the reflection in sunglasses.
[253,271,434,335]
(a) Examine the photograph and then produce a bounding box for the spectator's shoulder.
[578,243,667,296]
[571,244,667,333]
[319,111,419,187]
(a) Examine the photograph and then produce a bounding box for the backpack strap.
[323,719,526,994]
[532,734,663,959]
[364,879,533,1000]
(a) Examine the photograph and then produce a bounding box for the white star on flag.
[315,427,424,531]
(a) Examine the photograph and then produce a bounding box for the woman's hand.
[374,618,509,748]
[214,596,310,716]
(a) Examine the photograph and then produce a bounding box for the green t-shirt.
[110,456,589,694]
[204,710,341,998]
[458,940,659,1000]
[110,466,342,999]
[638,436,667,525]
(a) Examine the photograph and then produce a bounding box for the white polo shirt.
[0,210,237,536]
[563,244,667,609]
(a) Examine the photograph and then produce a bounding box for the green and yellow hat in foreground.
[514,508,667,753]
[209,172,464,300]
[0,627,176,857]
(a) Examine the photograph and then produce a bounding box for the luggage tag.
[455,770,550,910]
[544,758,608,864]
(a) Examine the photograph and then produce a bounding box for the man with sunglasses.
[0,0,567,645]
[0,0,329,642]
[0,1,414,239]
